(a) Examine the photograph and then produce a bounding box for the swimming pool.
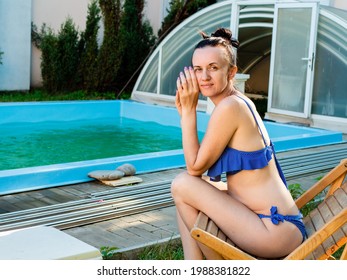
[0,117,188,170]
[0,100,343,195]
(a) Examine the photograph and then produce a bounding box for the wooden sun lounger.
[191,158,347,260]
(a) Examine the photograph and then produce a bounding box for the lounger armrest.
[284,208,347,260]
[295,158,347,209]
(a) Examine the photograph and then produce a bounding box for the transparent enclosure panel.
[271,8,312,112]
[312,11,347,117]
[137,52,159,93]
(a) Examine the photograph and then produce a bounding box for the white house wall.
[31,0,93,88]
[0,0,31,91]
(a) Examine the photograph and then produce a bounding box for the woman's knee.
[171,171,192,199]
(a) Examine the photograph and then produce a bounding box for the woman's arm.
[176,67,200,174]
[176,67,239,176]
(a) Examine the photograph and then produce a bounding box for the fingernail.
[184,67,188,70]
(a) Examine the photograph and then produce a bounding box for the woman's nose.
[201,69,210,80]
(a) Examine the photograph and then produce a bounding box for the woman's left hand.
[176,66,199,116]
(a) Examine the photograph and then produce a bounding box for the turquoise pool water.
[0,100,343,195]
[0,118,188,170]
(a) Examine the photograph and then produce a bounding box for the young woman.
[171,28,306,259]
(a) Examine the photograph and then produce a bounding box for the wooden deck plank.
[0,200,23,213]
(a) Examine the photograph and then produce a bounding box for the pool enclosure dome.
[132,0,347,133]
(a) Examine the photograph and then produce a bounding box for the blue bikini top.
[207,95,287,187]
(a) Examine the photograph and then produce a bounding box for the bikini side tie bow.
[269,206,285,225]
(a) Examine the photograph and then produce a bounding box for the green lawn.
[0,90,131,102]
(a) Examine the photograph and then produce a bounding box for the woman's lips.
[200,84,213,88]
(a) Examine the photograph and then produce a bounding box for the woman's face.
[192,46,234,98]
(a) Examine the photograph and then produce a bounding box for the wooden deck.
[0,168,182,215]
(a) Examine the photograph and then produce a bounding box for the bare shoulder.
[212,94,245,120]
[216,94,242,112]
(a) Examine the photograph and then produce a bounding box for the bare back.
[214,93,299,215]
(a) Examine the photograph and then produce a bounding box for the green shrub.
[56,18,81,91]
[79,0,101,91]
[96,0,122,92]
[158,0,216,40]
[32,18,81,92]
[117,0,156,92]
[33,24,59,92]
[288,183,322,217]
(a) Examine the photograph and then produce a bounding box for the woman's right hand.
[176,66,199,116]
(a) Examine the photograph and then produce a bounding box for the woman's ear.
[228,66,238,80]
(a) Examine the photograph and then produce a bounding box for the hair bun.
[211,28,239,49]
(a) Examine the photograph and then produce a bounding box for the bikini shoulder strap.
[235,94,267,146]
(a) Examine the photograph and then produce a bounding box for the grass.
[100,239,184,260]
[0,89,131,102]
[137,240,184,260]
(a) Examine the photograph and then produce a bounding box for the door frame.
[267,2,319,118]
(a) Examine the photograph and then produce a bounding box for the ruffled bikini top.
[207,95,287,187]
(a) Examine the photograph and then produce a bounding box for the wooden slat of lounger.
[216,227,228,243]
[326,196,347,238]
[207,219,219,236]
[303,214,326,259]
[332,188,347,234]
[309,208,332,259]
[196,211,209,230]
[318,200,343,256]
[330,188,347,250]
[334,187,347,208]
[312,206,336,260]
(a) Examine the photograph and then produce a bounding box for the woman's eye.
[210,66,218,71]
[194,68,201,72]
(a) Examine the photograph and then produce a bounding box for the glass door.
[268,2,318,118]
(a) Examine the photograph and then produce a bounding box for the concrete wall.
[0,0,31,91]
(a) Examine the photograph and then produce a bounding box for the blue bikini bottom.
[257,206,308,242]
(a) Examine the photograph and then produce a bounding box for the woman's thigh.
[172,172,267,235]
